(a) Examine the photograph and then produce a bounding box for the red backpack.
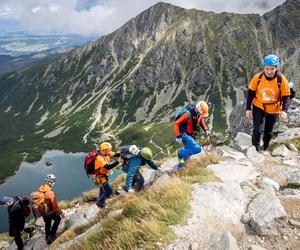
[84,150,100,178]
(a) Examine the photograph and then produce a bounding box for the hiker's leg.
[125,165,140,191]
[96,185,106,208]
[133,170,144,192]
[263,113,278,150]
[252,105,265,150]
[184,134,202,155]
[14,230,23,250]
[178,134,201,161]
[43,215,52,240]
[103,182,113,199]
[50,212,61,237]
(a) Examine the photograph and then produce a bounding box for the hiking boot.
[97,203,105,209]
[46,234,57,245]
[176,163,184,170]
[255,145,262,153]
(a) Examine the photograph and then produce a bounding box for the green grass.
[62,153,219,250]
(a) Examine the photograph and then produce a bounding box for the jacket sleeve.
[282,96,291,112]
[47,191,62,215]
[174,112,189,137]
[198,115,208,131]
[104,161,119,170]
[246,89,256,110]
[144,159,158,170]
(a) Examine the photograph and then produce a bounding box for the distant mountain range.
[0,32,96,74]
[0,0,299,183]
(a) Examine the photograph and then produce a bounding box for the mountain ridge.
[0,0,299,182]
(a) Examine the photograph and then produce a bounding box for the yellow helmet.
[140,147,153,160]
[99,142,112,151]
[196,101,209,118]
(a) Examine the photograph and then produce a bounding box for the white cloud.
[0,0,286,36]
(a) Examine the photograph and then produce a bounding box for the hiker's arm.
[104,161,119,170]
[48,192,63,215]
[108,151,120,158]
[282,96,291,112]
[198,116,208,132]
[174,112,189,137]
[144,159,158,170]
[246,89,255,110]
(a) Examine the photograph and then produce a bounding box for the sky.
[0,0,286,36]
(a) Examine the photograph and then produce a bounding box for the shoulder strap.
[277,72,282,86]
[257,72,264,86]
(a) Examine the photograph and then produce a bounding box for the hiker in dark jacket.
[0,196,30,250]
[119,146,159,192]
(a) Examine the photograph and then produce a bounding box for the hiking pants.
[9,227,23,250]
[252,105,278,150]
[97,182,112,208]
[178,133,202,161]
[43,212,61,240]
[132,170,144,192]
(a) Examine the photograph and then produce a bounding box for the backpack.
[175,104,196,121]
[84,150,100,177]
[30,191,49,218]
[120,146,138,162]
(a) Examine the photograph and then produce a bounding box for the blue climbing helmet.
[263,54,280,67]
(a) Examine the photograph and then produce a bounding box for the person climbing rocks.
[32,174,64,245]
[0,196,31,250]
[174,101,209,169]
[246,54,291,152]
[93,142,120,208]
[118,145,159,192]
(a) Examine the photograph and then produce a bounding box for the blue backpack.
[175,104,196,121]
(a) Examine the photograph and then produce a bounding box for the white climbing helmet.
[129,145,140,156]
[44,174,56,184]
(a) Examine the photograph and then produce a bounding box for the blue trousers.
[96,182,112,208]
[178,133,202,161]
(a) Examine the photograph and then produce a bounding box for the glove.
[176,136,183,144]
[205,130,210,137]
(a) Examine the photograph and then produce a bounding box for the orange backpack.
[30,190,49,218]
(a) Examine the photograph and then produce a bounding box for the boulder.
[208,231,239,250]
[247,188,287,235]
[149,174,170,190]
[287,171,300,188]
[282,158,299,167]
[23,234,47,250]
[64,214,89,230]
[216,146,247,161]
[259,177,280,191]
[142,168,157,185]
[84,204,99,221]
[246,146,265,165]
[160,157,178,173]
[276,128,300,142]
[286,143,298,152]
[271,145,289,157]
[0,241,10,250]
[279,195,300,220]
[233,132,252,151]
[281,188,300,196]
[208,162,259,184]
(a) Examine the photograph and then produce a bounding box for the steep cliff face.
[0,0,299,181]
